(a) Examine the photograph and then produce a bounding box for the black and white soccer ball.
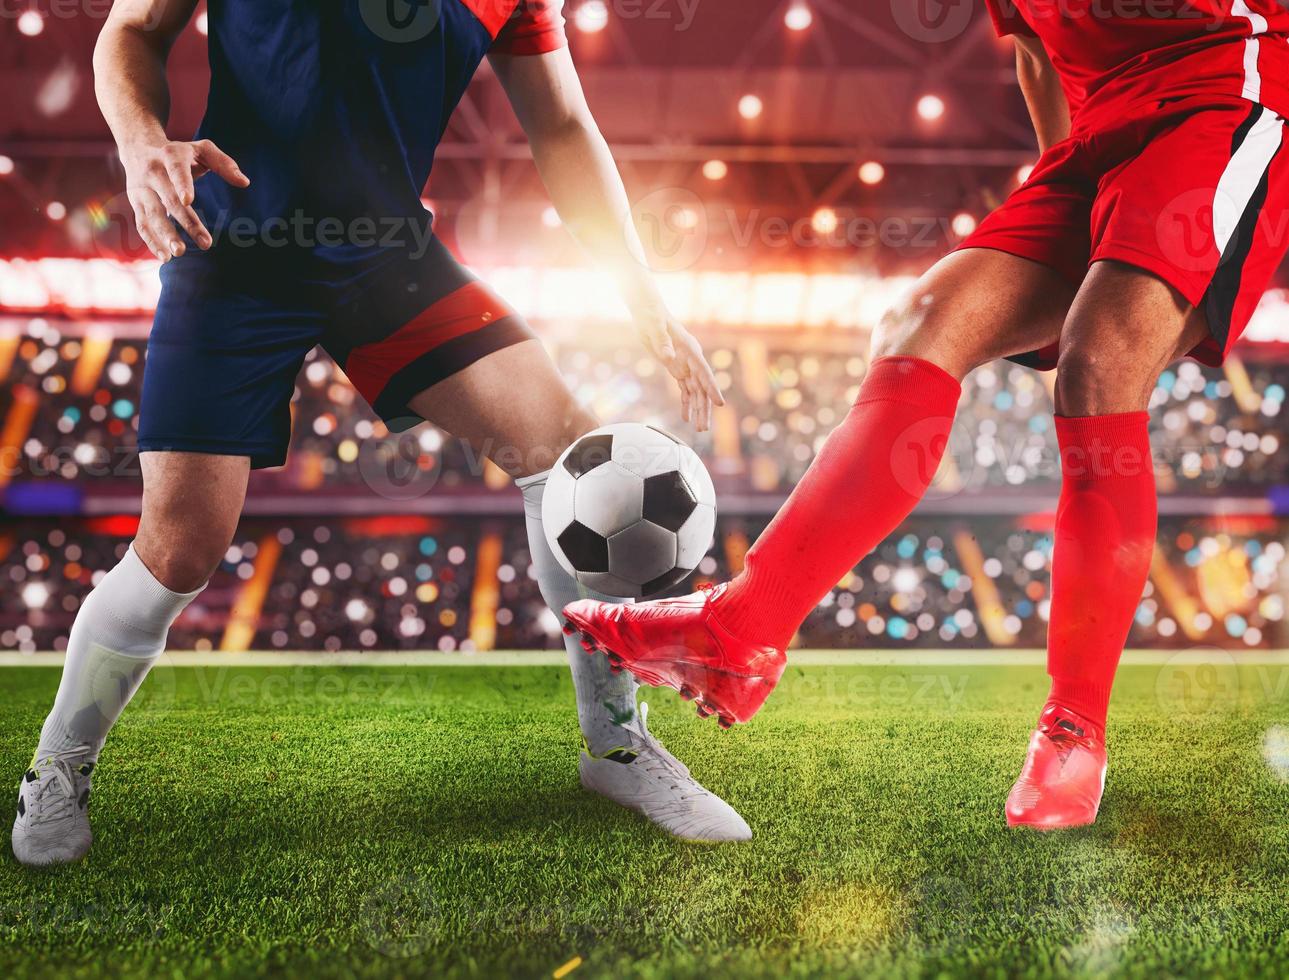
[543,423,717,599]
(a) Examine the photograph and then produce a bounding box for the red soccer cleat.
[1005,703,1108,830]
[562,584,787,728]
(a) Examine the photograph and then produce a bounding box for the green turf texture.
[2,660,1288,979]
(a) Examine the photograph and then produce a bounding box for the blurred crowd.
[2,514,1283,653]
[3,319,1285,495]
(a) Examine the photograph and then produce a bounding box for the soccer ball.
[543,423,717,599]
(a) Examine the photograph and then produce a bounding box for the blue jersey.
[191,0,566,243]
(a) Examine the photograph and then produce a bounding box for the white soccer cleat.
[12,746,95,867]
[579,703,752,842]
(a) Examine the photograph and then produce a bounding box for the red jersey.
[985,1,1289,129]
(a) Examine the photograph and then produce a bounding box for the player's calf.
[13,544,205,866]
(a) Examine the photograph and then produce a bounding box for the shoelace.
[28,746,91,824]
[1041,726,1090,765]
[628,703,701,795]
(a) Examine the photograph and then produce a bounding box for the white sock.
[517,470,640,754]
[37,544,203,760]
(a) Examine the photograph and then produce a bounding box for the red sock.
[1045,412,1157,730]
[717,356,961,648]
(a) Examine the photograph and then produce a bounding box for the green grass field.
[2,658,1289,979]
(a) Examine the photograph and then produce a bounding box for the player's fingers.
[174,206,213,249]
[692,380,711,433]
[148,180,208,250]
[132,189,183,260]
[132,216,168,263]
[684,339,725,407]
[163,147,197,207]
[678,379,692,424]
[143,168,211,246]
[147,173,187,221]
[686,382,703,432]
[194,139,250,187]
[150,175,211,247]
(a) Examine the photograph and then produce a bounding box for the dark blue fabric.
[140,237,533,469]
[193,0,492,255]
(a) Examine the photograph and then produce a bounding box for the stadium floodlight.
[574,1,609,33]
[737,94,763,119]
[857,161,885,185]
[784,4,812,31]
[917,94,946,121]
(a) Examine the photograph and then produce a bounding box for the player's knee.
[134,533,226,593]
[1054,343,1153,416]
[871,293,977,378]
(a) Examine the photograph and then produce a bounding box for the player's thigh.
[323,238,591,477]
[136,251,320,590]
[135,451,250,592]
[1054,260,1209,416]
[407,339,597,478]
[872,246,1077,379]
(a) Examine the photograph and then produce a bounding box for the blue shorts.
[138,237,534,469]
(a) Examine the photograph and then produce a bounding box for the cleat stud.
[696,703,714,718]
[717,716,734,730]
[561,622,575,636]
[678,686,695,701]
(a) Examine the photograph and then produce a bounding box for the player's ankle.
[1041,684,1110,735]
[710,573,794,651]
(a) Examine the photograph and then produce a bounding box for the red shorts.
[962,97,1289,369]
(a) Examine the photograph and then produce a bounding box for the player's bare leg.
[13,453,248,866]
[1006,261,1209,829]
[409,340,750,841]
[564,248,1077,726]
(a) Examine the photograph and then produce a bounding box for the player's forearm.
[530,121,667,316]
[93,22,174,152]
[1016,44,1070,153]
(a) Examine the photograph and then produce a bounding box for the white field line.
[1,650,1287,668]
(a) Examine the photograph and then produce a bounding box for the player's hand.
[118,139,250,262]
[635,309,725,433]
